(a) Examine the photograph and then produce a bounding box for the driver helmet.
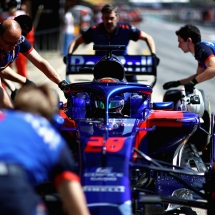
[95,77,124,113]
[95,95,124,113]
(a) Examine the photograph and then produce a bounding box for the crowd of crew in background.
[63,5,142,36]
[60,3,143,57]
[175,7,214,25]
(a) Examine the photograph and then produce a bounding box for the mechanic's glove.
[11,89,18,100]
[58,80,69,91]
[152,53,160,66]
[163,80,180,90]
[63,55,68,64]
[23,78,36,86]
[184,78,198,95]
[58,80,70,99]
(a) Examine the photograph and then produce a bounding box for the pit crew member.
[163,24,215,93]
[67,4,160,81]
[0,19,68,108]
[0,84,90,215]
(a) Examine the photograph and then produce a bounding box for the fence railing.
[34,27,61,52]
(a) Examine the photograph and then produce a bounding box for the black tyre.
[163,89,182,110]
[188,89,211,152]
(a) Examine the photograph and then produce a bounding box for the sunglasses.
[1,35,24,47]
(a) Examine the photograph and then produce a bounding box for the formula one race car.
[43,45,215,215]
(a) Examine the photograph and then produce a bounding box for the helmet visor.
[96,95,124,109]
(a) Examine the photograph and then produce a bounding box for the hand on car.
[58,80,70,99]
[184,81,195,95]
[184,78,198,95]
[152,53,160,66]
[163,80,180,90]
[58,80,69,91]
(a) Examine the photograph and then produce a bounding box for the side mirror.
[152,102,174,110]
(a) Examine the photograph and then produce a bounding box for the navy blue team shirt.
[195,41,215,69]
[0,36,32,72]
[82,21,141,55]
[0,110,79,188]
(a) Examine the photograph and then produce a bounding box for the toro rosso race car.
[45,45,215,215]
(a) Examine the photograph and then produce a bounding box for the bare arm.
[68,35,86,54]
[163,64,202,89]
[178,74,198,85]
[1,78,16,91]
[195,57,215,83]
[139,31,156,54]
[0,67,26,84]
[58,180,90,215]
[24,49,63,85]
[177,63,201,85]
[0,86,13,108]
[178,57,215,85]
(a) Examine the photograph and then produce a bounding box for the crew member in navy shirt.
[0,84,90,215]
[0,19,68,109]
[67,4,159,81]
[163,24,215,92]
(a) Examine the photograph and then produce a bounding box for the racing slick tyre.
[163,89,182,110]
[188,89,211,152]
[173,142,207,172]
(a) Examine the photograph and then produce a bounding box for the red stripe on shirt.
[138,31,142,39]
[22,46,34,55]
[92,25,99,29]
[204,54,214,64]
[119,24,129,29]
[54,171,80,188]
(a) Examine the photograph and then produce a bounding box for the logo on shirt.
[131,25,137,32]
[24,113,61,150]
[205,42,214,46]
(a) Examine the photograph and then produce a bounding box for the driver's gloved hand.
[152,53,160,66]
[163,80,180,90]
[58,80,69,91]
[184,78,198,95]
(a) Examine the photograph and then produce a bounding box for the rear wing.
[65,54,157,87]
